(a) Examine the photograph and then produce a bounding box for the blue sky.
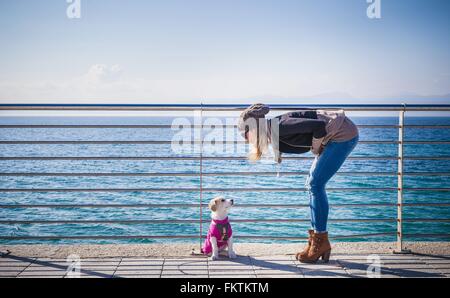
[0,0,449,104]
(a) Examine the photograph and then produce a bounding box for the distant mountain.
[380,93,450,104]
[242,92,450,105]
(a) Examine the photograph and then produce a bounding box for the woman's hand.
[311,137,325,156]
[317,144,325,155]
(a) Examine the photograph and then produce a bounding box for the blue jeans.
[305,135,359,232]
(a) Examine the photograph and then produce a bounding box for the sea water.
[0,116,449,244]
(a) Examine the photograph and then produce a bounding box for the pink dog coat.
[201,217,233,255]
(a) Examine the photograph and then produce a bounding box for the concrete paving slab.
[1,243,449,278]
[303,269,352,278]
[21,266,69,272]
[114,274,161,278]
[115,270,162,275]
[0,261,33,267]
[422,259,450,264]
[120,259,164,265]
[18,275,63,278]
[0,271,21,277]
[163,269,208,275]
[116,265,163,270]
[77,274,114,278]
[18,270,67,277]
[383,264,437,269]
[254,269,303,276]
[209,274,256,278]
[162,275,209,278]
[258,274,303,278]
[0,265,29,273]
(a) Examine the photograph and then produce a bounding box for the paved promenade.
[1,242,449,278]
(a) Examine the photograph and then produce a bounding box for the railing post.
[394,104,411,254]
[199,103,204,251]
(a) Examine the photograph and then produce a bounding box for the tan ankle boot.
[298,232,331,263]
[295,229,314,261]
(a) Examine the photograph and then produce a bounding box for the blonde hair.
[247,118,270,162]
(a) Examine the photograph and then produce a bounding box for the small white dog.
[201,196,237,261]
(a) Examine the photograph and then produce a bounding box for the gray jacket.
[268,110,327,155]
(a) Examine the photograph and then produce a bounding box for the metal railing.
[0,103,450,253]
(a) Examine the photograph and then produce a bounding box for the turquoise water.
[0,116,449,244]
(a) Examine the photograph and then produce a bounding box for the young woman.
[238,103,359,263]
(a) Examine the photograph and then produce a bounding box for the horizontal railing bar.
[404,141,450,144]
[0,172,185,177]
[235,233,449,240]
[0,125,241,129]
[1,103,450,111]
[0,141,218,144]
[1,124,449,129]
[3,233,447,241]
[401,219,450,222]
[405,125,450,129]
[0,171,391,177]
[0,156,206,160]
[0,203,448,209]
[0,140,448,145]
[402,172,450,176]
[0,219,390,224]
[402,203,450,206]
[402,233,450,238]
[0,156,404,160]
[0,140,390,144]
[325,233,397,239]
[229,233,398,240]
[0,188,396,192]
[0,125,198,129]
[0,171,304,176]
[0,124,397,129]
[0,235,199,240]
[0,187,448,192]
[1,156,448,161]
[0,125,170,129]
[0,232,399,240]
[404,156,450,160]
[1,218,448,224]
[1,171,449,177]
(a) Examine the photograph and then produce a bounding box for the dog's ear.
[208,199,217,212]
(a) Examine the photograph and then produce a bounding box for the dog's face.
[208,196,234,216]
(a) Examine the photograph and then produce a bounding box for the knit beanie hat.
[237,103,270,136]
